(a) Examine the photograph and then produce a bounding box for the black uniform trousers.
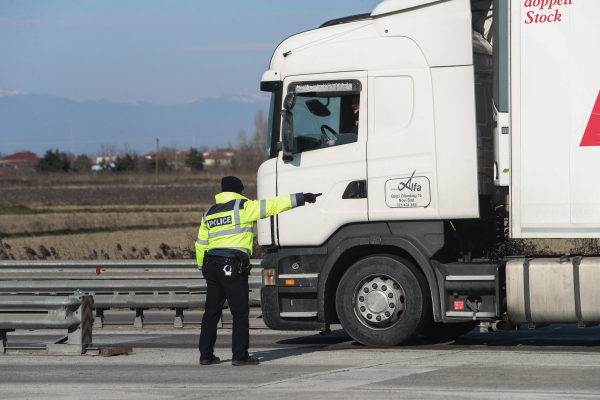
[199,259,249,361]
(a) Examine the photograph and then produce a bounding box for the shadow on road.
[268,324,600,356]
[276,329,353,346]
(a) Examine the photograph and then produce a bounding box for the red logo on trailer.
[580,91,600,146]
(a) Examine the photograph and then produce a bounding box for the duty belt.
[207,256,238,265]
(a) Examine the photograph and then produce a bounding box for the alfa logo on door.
[385,171,431,208]
[581,91,600,147]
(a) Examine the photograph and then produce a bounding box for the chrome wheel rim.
[353,274,406,330]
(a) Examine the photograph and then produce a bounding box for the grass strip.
[0,222,202,239]
[0,204,35,215]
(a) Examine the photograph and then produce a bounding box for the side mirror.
[281,109,294,162]
[283,92,296,111]
[281,92,296,162]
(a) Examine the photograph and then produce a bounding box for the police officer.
[196,176,320,366]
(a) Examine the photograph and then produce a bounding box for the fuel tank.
[506,257,600,326]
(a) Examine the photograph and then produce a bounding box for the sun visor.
[288,80,362,97]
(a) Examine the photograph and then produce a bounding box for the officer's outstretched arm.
[195,215,210,267]
[242,193,307,223]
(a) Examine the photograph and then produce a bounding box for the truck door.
[276,72,368,246]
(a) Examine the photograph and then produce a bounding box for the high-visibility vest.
[195,191,304,266]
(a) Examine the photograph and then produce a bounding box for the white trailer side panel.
[511,0,600,238]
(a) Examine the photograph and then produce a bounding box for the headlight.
[262,268,276,286]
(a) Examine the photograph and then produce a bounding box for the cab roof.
[371,0,443,16]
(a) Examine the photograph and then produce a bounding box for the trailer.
[257,0,600,345]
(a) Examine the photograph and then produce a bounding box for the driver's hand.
[327,140,336,146]
[303,193,321,204]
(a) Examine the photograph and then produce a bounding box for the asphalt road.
[3,311,600,399]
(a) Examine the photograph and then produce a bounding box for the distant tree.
[97,143,118,159]
[143,157,170,173]
[71,154,92,172]
[230,154,238,171]
[236,110,267,170]
[36,149,70,172]
[186,147,205,171]
[160,146,177,155]
[157,158,170,172]
[236,110,268,170]
[237,129,248,150]
[113,153,137,172]
[252,109,267,160]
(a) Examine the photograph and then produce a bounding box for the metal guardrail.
[0,259,263,328]
[0,294,93,354]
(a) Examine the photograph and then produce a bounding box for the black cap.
[221,176,244,194]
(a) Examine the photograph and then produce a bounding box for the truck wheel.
[335,255,431,346]
[420,319,478,341]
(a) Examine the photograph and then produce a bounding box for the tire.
[335,255,431,346]
[420,319,478,341]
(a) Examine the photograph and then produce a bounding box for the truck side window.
[291,92,360,154]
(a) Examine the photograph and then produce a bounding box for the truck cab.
[257,0,600,346]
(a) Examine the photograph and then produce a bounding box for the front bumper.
[260,286,327,331]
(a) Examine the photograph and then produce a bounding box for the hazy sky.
[1,0,381,106]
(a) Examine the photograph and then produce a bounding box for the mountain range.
[0,92,270,157]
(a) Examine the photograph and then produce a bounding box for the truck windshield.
[291,93,360,154]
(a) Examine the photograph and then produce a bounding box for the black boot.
[200,355,221,365]
[232,356,260,366]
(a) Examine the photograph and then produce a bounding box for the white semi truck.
[257,0,600,346]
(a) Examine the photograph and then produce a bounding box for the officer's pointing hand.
[304,193,321,204]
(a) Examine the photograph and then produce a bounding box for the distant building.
[0,151,39,171]
[96,155,117,165]
[203,148,239,167]
[141,151,190,170]
[142,152,156,161]
[139,149,238,170]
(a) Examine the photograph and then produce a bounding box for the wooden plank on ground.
[100,346,133,356]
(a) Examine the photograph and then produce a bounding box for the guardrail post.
[174,308,185,328]
[0,330,11,354]
[46,295,93,355]
[134,308,146,328]
[68,295,93,345]
[94,308,106,328]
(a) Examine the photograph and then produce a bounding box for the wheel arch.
[317,237,442,324]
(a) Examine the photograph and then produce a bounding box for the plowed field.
[0,185,256,206]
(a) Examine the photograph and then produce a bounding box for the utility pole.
[156,138,159,184]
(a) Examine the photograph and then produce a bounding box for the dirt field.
[0,171,269,260]
[0,227,199,260]
[1,171,596,260]
[0,185,256,206]
[0,170,255,189]
[0,211,204,234]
